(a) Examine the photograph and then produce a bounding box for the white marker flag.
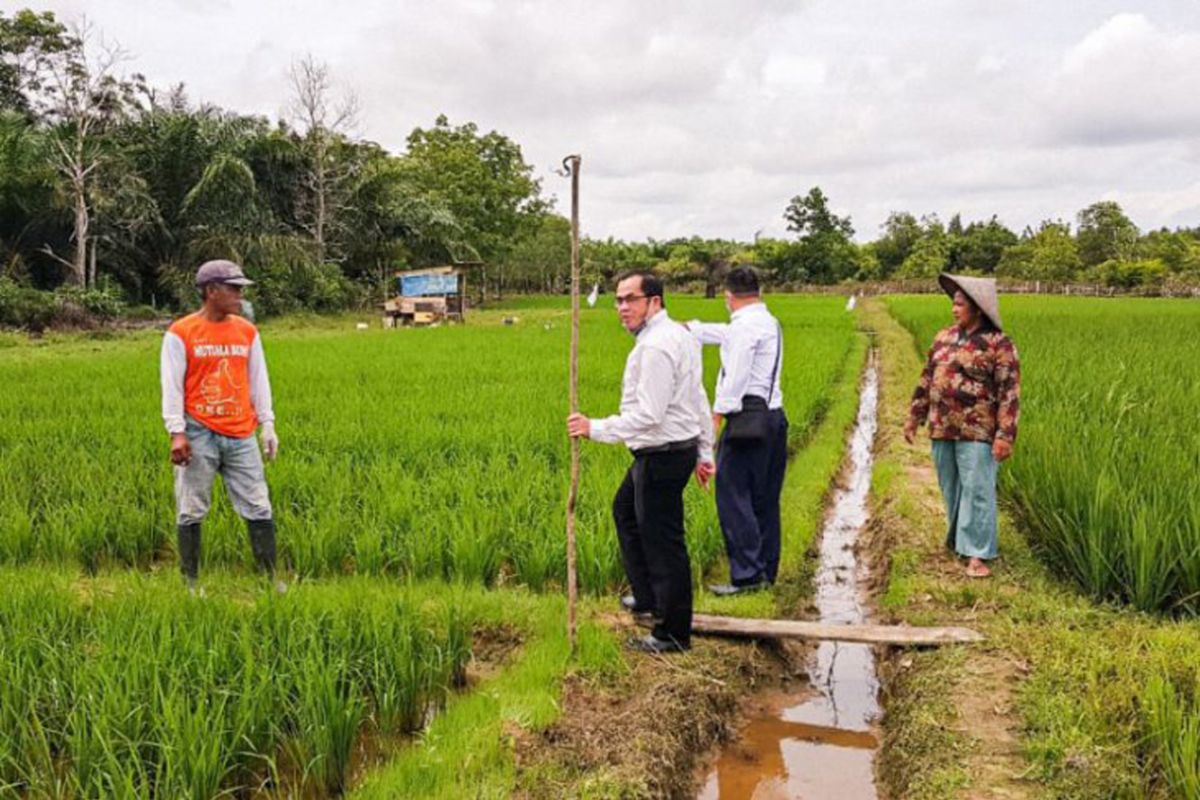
[586,283,599,308]
[846,294,857,311]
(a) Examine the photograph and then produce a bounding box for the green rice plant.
[0,569,486,798]
[886,295,1200,613]
[291,657,366,795]
[0,296,864,795]
[0,296,857,593]
[1144,673,1200,797]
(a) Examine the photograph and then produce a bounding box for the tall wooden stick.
[564,154,582,655]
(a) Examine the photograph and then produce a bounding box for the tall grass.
[886,295,1200,614]
[0,570,475,798]
[1144,673,1200,798]
[0,296,856,591]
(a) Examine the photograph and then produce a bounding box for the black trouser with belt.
[612,440,697,647]
[716,406,789,586]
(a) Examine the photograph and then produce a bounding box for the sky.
[8,0,1200,242]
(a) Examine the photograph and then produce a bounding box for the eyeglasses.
[614,294,648,308]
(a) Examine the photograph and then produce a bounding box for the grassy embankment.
[866,297,1200,800]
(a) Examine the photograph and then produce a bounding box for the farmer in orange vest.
[160,260,283,592]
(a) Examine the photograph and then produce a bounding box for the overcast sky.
[9,0,1200,241]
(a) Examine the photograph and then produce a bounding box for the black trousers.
[715,410,789,585]
[612,446,697,646]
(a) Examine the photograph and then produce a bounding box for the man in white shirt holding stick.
[687,265,788,596]
[567,270,715,653]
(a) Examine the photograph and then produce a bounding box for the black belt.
[631,437,700,457]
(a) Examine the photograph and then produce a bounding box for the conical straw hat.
[937,273,1003,331]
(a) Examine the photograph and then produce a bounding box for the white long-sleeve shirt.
[590,310,715,462]
[688,301,784,415]
[160,330,274,435]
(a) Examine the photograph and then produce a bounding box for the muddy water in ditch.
[697,352,881,800]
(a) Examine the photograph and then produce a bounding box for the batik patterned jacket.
[908,325,1020,443]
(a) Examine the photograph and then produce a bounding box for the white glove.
[260,422,279,462]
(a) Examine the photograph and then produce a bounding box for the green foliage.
[53,277,126,318]
[0,277,57,329]
[248,253,357,316]
[0,111,56,266]
[402,114,546,265]
[0,276,126,331]
[996,221,1081,281]
[949,215,1018,274]
[871,296,1200,799]
[1077,201,1139,268]
[1144,673,1200,798]
[1087,257,1167,289]
[180,151,263,232]
[0,296,869,797]
[6,8,1199,316]
[785,186,854,240]
[497,213,571,294]
[896,216,951,279]
[581,237,663,286]
[781,186,860,283]
[874,211,922,275]
[1139,229,1200,277]
[0,9,74,115]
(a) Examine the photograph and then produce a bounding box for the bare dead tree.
[287,54,360,264]
[39,18,131,287]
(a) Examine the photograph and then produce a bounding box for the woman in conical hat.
[903,274,1021,578]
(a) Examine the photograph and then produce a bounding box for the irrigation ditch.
[689,347,885,799]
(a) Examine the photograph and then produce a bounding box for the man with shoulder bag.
[687,266,788,596]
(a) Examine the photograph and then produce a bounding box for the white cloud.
[1045,12,1200,146]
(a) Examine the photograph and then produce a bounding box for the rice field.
[885,294,1200,614]
[0,294,864,797]
[0,296,857,591]
[0,571,480,798]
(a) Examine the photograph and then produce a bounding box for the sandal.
[966,561,992,579]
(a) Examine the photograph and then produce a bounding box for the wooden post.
[564,154,582,655]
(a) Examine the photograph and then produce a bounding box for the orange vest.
[169,312,259,438]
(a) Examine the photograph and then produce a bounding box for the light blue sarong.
[931,439,998,560]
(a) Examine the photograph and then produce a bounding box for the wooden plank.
[639,613,983,646]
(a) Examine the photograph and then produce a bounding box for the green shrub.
[0,278,59,331]
[53,278,127,319]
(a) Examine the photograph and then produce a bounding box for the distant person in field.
[160,260,284,593]
[904,274,1021,579]
[567,270,715,653]
[685,265,788,596]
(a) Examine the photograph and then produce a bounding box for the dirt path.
[862,298,1033,800]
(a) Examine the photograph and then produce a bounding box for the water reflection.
[698,355,881,799]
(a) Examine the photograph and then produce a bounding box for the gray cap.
[195,259,254,287]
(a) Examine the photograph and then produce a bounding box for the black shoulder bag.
[722,322,782,443]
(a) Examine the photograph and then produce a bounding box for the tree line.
[3,9,1198,329]
[545,186,1198,299]
[1,9,545,325]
